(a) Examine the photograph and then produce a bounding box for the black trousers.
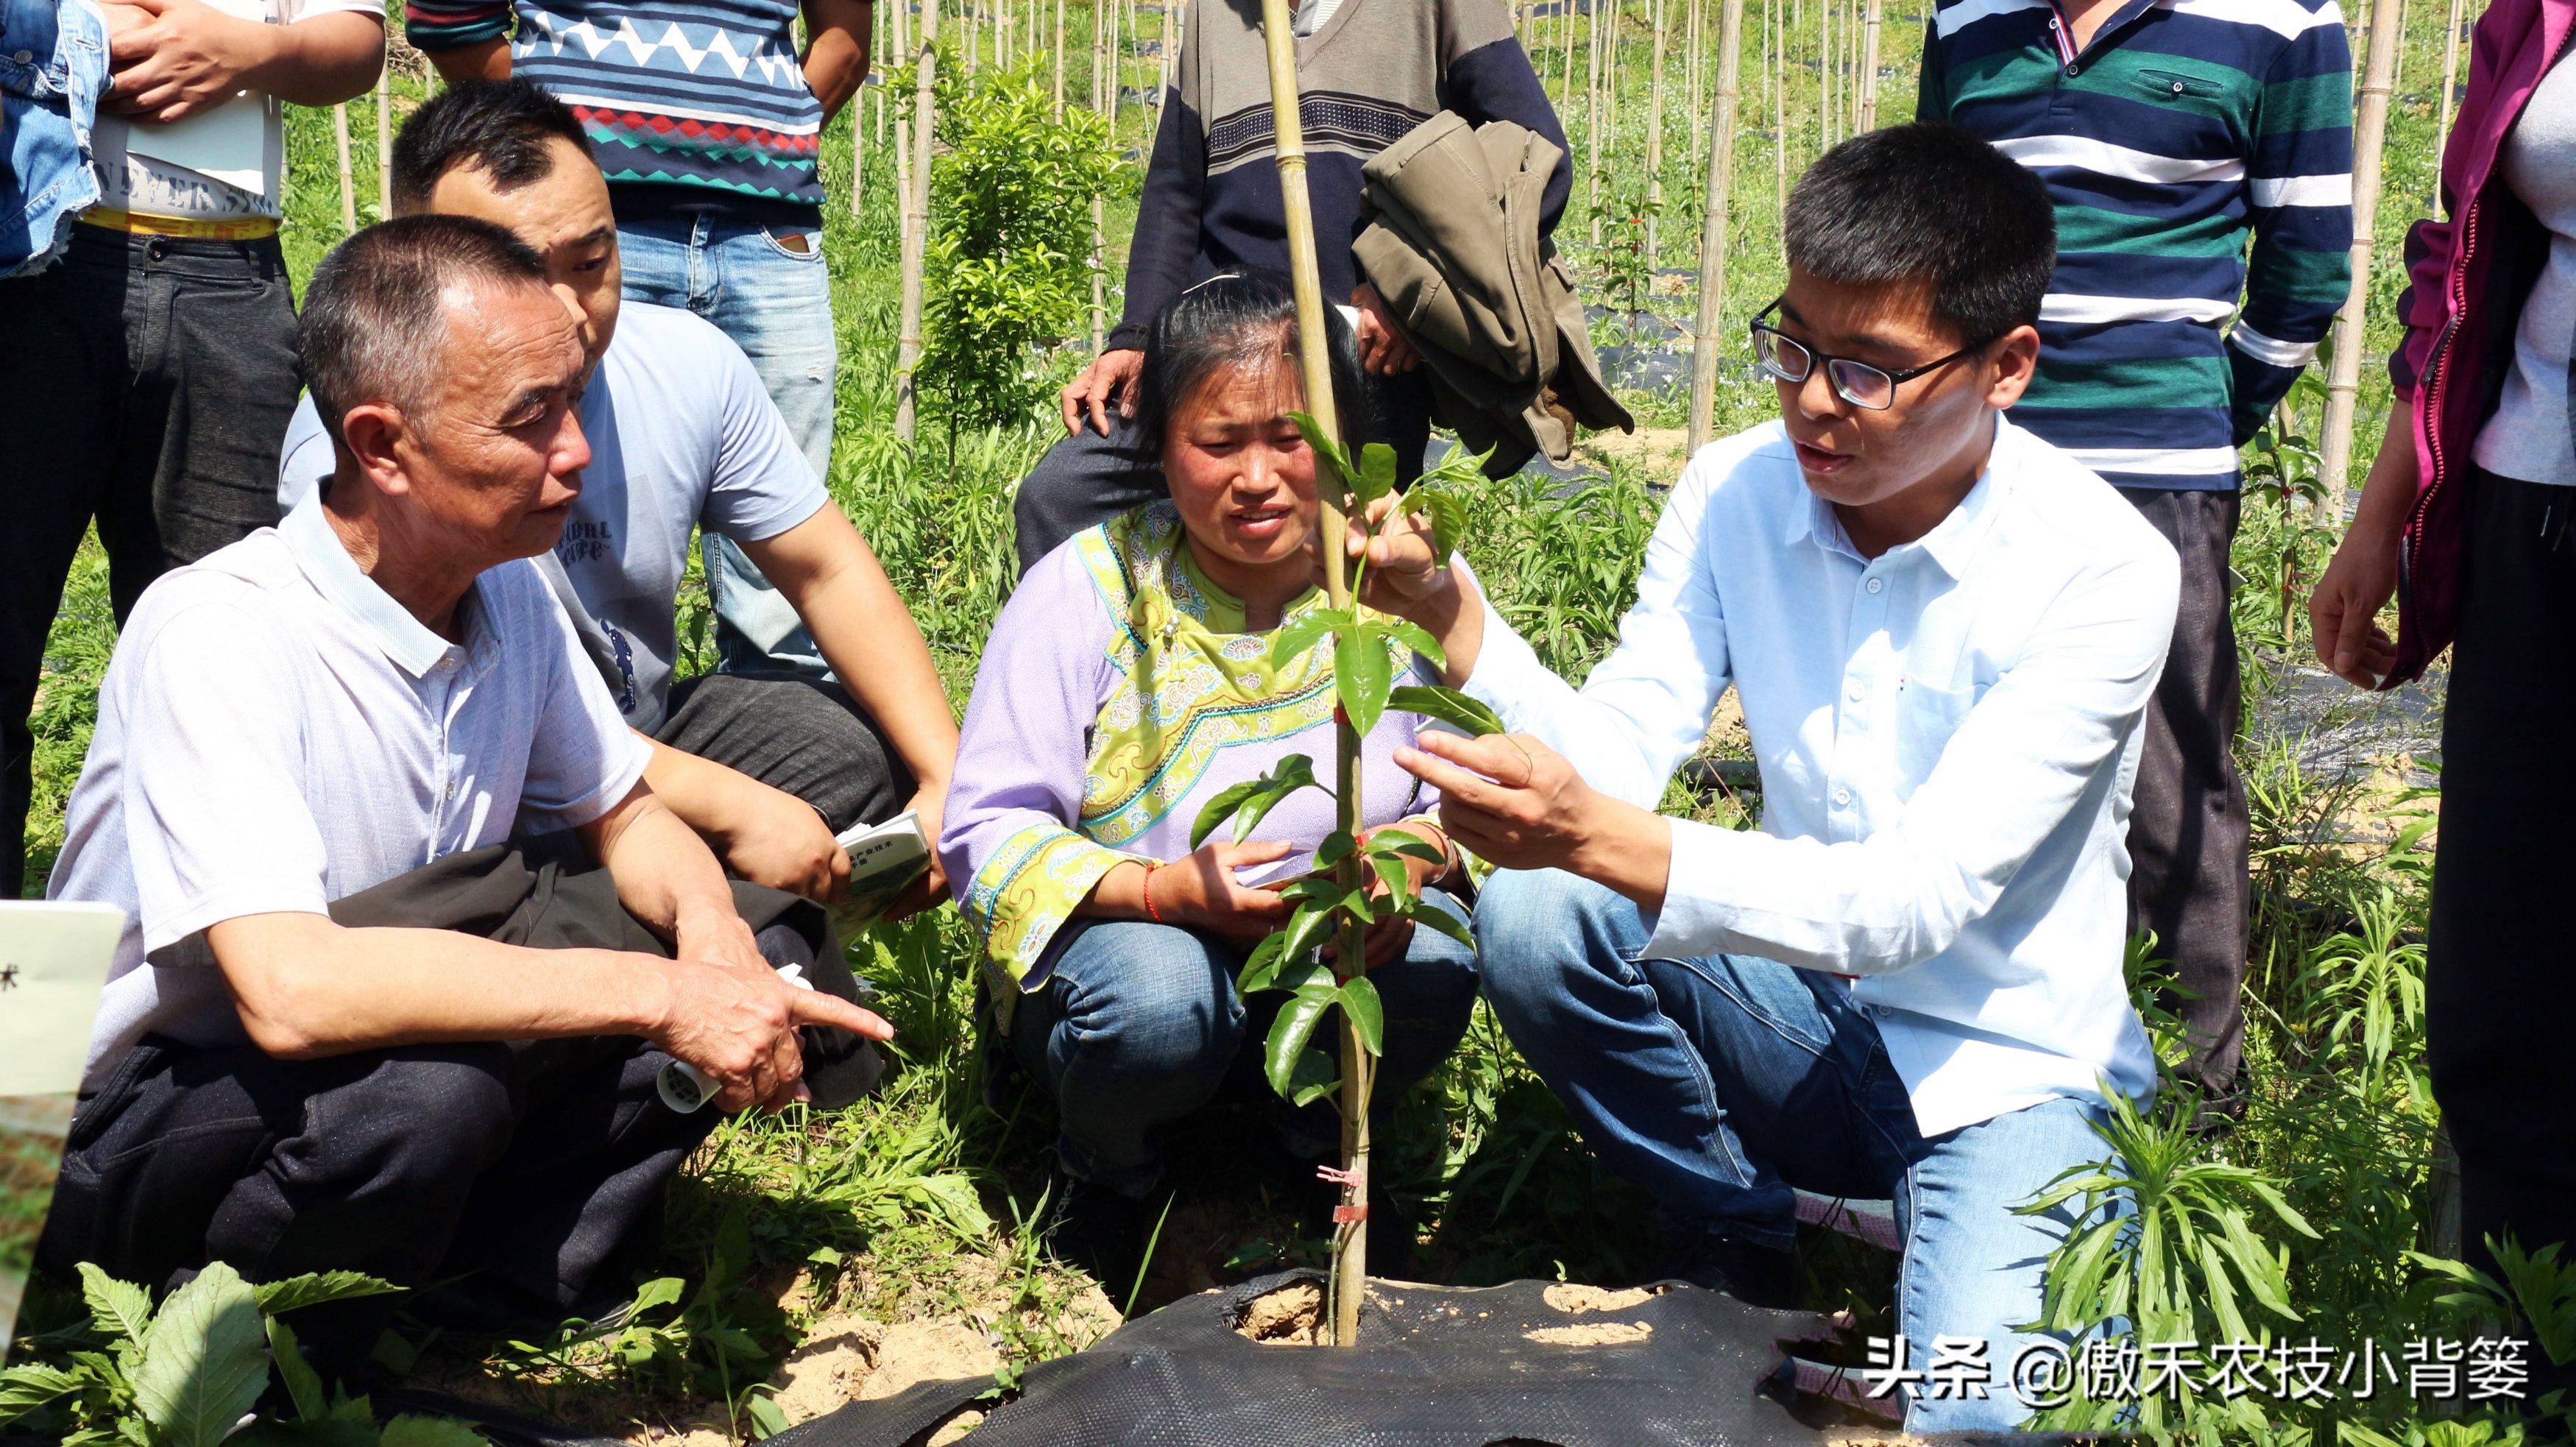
[2429,470,2576,1315]
[0,226,299,896]
[1010,368,1436,578]
[2116,487,2251,1103]
[658,671,916,833]
[38,1033,715,1375]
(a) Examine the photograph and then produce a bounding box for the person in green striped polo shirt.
[1919,0,2353,1118]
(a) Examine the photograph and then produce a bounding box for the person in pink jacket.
[2308,0,2576,1373]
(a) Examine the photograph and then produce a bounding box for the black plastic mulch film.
[775,1268,1861,1447]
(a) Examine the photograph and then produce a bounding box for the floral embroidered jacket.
[938,502,1442,993]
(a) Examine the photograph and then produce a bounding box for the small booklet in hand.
[834,810,932,929]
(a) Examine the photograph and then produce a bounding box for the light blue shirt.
[279,301,828,731]
[1462,417,2178,1136]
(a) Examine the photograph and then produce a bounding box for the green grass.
[10,4,2510,1441]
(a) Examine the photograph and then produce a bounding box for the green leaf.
[1411,904,1475,949]
[1338,976,1386,1056]
[133,1262,271,1447]
[1284,411,1356,488]
[80,1263,155,1345]
[1314,830,1357,869]
[743,1391,790,1440]
[377,1416,493,1447]
[1336,626,1395,737]
[1353,442,1400,506]
[629,1277,689,1316]
[1382,618,1446,671]
[1275,901,1337,968]
[1370,854,1415,910]
[1188,754,1320,848]
[1267,609,1345,671]
[1283,1049,1340,1107]
[1398,483,1473,558]
[253,1272,403,1317]
[1264,983,1338,1097]
[1387,684,1504,737]
[0,1364,91,1422]
[1236,930,1293,994]
[266,1317,326,1424]
[1365,832,1447,866]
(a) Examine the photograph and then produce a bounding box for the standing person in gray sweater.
[1011,0,1569,577]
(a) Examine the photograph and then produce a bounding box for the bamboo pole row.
[2321,0,2404,511]
[896,0,938,442]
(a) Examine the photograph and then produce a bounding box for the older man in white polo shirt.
[40,216,888,1370]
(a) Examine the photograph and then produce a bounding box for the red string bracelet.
[1142,861,1167,924]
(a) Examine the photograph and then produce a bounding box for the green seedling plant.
[0,1262,478,1447]
[1189,422,1500,1344]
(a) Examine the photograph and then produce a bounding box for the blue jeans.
[618,210,837,677]
[1475,868,2127,1434]
[1012,891,1480,1198]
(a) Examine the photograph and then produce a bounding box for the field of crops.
[12,0,2546,1440]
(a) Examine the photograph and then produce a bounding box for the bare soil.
[1234,1280,1326,1346]
[1522,1320,1655,1345]
[1540,1283,1665,1314]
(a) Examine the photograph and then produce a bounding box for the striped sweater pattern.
[1920,0,2354,489]
[403,0,824,208]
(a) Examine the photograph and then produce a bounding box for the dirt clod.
[1235,1281,1326,1345]
[1524,1320,1655,1345]
[1540,1283,1664,1315]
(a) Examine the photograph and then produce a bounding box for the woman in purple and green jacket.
[2308,0,2576,1356]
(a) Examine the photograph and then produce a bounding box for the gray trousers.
[2115,487,2249,1104]
[656,672,915,833]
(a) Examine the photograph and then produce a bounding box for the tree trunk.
[1251,0,1371,1350]
[896,0,939,443]
[2434,0,2463,170]
[1687,0,1745,450]
[333,103,356,232]
[1646,0,1667,264]
[1854,0,1883,130]
[2321,0,2402,513]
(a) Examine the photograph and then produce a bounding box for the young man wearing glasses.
[1346,126,2176,1434]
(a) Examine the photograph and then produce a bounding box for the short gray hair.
[299,214,551,455]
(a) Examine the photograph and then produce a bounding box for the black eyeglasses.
[1747,297,2002,411]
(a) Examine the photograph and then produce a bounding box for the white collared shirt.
[55,500,652,1091]
[1462,417,2178,1137]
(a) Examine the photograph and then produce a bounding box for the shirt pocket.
[2134,66,2229,105]
[1893,675,1988,789]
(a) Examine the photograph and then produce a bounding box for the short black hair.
[1133,269,1367,462]
[1785,123,2056,344]
[391,78,592,213]
[301,215,551,456]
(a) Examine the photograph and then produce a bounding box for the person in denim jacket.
[0,0,383,898]
[0,0,108,277]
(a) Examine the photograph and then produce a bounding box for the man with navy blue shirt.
[1349,127,2175,1434]
[1919,0,2355,1110]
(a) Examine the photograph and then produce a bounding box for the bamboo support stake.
[1855,0,1883,130]
[852,78,869,216]
[1091,0,1108,352]
[333,103,356,232]
[1587,0,1604,244]
[2391,0,2406,89]
[1688,0,1706,183]
[1771,0,1783,217]
[1686,0,1746,450]
[1053,0,1067,113]
[2434,0,2463,168]
[896,0,939,442]
[375,78,391,217]
[2321,0,2402,512]
[1251,0,1371,1349]
[1646,0,1667,264]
